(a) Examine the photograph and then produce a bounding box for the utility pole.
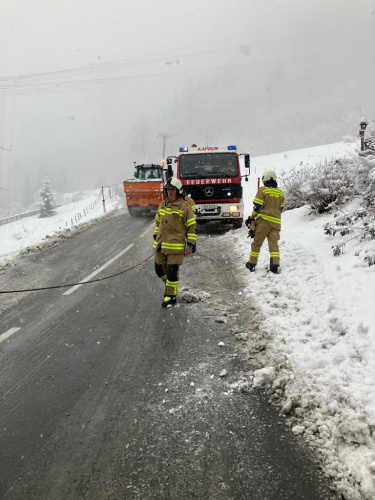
[359,119,368,152]
[157,132,170,166]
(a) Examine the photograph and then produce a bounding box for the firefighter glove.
[245,215,254,228]
[247,221,256,238]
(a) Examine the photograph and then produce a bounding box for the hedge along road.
[0,210,333,499]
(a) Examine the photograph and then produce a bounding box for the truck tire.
[233,219,243,229]
[127,206,138,217]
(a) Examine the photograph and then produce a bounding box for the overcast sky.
[0,0,375,201]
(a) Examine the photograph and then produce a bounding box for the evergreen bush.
[38,178,56,217]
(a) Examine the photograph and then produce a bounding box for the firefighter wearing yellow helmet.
[153,177,197,307]
[245,170,285,274]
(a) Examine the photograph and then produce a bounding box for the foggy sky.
[0,0,375,204]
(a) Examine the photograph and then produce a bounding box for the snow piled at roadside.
[222,141,375,500]
[0,187,122,269]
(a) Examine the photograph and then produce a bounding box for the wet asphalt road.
[0,210,334,499]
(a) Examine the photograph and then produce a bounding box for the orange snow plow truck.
[123,163,165,216]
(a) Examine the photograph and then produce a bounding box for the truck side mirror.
[166,158,172,165]
[244,154,250,171]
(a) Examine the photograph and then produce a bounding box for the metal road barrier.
[0,209,40,226]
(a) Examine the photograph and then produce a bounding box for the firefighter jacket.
[153,197,197,254]
[252,186,285,230]
[184,194,197,213]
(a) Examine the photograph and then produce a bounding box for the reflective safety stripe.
[185,217,196,227]
[187,233,197,241]
[161,242,185,250]
[263,188,284,197]
[250,251,259,257]
[163,208,184,216]
[155,214,160,222]
[253,197,264,205]
[256,213,281,225]
[166,279,179,295]
[161,274,167,282]
[270,252,280,257]
[154,227,159,234]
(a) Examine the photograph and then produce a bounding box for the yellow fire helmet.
[165,177,183,194]
[262,170,277,183]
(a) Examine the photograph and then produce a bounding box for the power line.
[0,45,239,91]
[0,253,153,294]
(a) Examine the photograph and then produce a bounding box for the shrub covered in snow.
[323,155,375,263]
[281,158,355,213]
[281,153,375,264]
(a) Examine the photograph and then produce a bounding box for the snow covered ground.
[231,140,375,500]
[0,187,121,268]
[1,140,375,499]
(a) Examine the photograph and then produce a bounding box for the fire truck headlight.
[226,192,232,196]
[229,205,239,212]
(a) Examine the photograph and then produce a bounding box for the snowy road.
[0,211,333,499]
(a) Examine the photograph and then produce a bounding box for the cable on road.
[0,253,154,294]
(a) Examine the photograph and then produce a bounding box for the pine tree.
[38,178,56,217]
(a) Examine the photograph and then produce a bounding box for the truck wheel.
[127,206,138,217]
[233,219,243,229]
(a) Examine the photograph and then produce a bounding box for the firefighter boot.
[269,258,279,274]
[245,262,256,272]
[162,295,177,308]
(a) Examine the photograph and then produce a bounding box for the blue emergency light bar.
[179,147,188,152]
[228,145,237,150]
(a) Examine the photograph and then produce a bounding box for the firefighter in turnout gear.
[183,192,197,253]
[245,170,284,274]
[153,177,197,307]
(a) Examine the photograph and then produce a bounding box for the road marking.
[0,327,21,344]
[62,243,134,296]
[139,223,154,239]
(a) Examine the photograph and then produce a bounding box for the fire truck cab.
[168,145,250,229]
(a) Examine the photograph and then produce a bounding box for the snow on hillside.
[249,140,358,177]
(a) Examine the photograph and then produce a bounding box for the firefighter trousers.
[248,218,280,266]
[154,251,184,297]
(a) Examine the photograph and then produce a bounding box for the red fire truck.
[167,145,250,229]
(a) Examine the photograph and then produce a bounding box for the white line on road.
[0,327,21,344]
[62,243,134,296]
[139,223,155,239]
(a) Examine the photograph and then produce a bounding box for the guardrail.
[0,209,40,227]
[0,186,118,228]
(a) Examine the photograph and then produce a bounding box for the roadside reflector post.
[102,185,106,213]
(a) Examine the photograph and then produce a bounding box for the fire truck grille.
[183,184,243,202]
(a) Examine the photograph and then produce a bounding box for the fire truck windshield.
[179,153,238,179]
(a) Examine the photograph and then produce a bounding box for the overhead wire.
[0,44,239,91]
